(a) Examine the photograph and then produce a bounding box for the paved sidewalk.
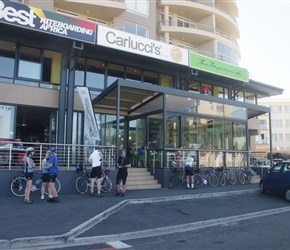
[0,183,259,249]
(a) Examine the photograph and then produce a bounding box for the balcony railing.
[159,20,239,46]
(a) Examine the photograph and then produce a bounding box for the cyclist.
[40,150,51,200]
[184,155,195,189]
[24,147,35,204]
[47,146,60,203]
[88,147,103,197]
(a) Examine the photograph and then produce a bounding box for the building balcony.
[158,20,239,51]
[159,0,239,38]
[54,0,127,22]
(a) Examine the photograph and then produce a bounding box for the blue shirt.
[23,155,34,173]
[48,153,59,175]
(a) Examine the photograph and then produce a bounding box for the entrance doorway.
[16,106,56,143]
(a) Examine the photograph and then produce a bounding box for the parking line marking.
[107,241,131,249]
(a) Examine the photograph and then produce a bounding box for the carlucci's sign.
[0,0,96,44]
[97,25,188,66]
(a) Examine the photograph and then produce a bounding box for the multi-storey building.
[257,98,290,152]
[0,0,283,176]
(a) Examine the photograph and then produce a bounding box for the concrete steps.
[126,167,161,190]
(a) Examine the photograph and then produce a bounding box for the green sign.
[189,52,249,82]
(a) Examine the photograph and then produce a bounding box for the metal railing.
[0,141,117,170]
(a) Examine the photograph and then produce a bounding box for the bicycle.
[167,165,186,189]
[193,167,219,187]
[237,167,254,185]
[218,166,236,186]
[75,165,112,194]
[10,171,61,197]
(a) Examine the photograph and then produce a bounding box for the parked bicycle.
[193,167,218,187]
[218,166,236,186]
[75,164,112,194]
[167,164,186,189]
[10,171,61,197]
[237,167,254,185]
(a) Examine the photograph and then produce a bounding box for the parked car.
[260,161,290,201]
[0,139,26,168]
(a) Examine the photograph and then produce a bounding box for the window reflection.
[108,63,124,86]
[0,40,15,78]
[86,59,105,89]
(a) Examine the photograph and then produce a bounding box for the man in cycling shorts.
[184,155,195,189]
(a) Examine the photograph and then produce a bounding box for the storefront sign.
[97,25,188,66]
[0,0,96,44]
[77,87,100,141]
[189,52,249,82]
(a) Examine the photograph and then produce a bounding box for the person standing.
[40,150,51,200]
[88,147,103,197]
[47,146,60,203]
[115,150,131,197]
[184,155,195,189]
[24,147,35,204]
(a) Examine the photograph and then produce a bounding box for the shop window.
[126,66,141,82]
[86,59,105,89]
[143,71,158,85]
[213,86,224,98]
[107,63,125,86]
[43,50,61,84]
[245,92,255,104]
[160,74,173,88]
[0,104,16,139]
[188,81,200,93]
[75,57,86,86]
[201,83,212,95]
[0,40,16,79]
[18,46,41,80]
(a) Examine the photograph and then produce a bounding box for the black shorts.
[25,172,33,180]
[116,170,128,185]
[185,168,194,176]
[90,166,102,179]
[42,173,50,183]
[48,174,57,183]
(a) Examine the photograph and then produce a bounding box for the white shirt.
[89,150,102,167]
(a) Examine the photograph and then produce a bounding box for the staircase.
[126,168,161,190]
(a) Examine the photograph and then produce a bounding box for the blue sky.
[237,0,290,97]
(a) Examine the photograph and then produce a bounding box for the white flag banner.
[77,87,100,141]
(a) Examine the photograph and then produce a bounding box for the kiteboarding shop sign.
[0,0,96,44]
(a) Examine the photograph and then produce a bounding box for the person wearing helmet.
[24,147,35,204]
[46,146,60,203]
[184,155,195,189]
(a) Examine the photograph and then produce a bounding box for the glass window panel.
[108,63,124,86]
[0,40,16,78]
[233,122,246,150]
[124,22,136,35]
[126,66,141,81]
[160,74,173,88]
[137,25,148,38]
[245,92,255,104]
[75,58,86,86]
[224,121,232,150]
[18,46,41,80]
[86,59,105,89]
[148,115,163,149]
[188,81,200,93]
[166,113,178,148]
[43,50,61,84]
[0,104,16,139]
[144,70,158,85]
[213,86,224,98]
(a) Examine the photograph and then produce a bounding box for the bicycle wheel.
[247,175,253,184]
[11,177,26,197]
[193,174,203,187]
[75,177,88,194]
[219,173,226,186]
[168,175,176,189]
[101,177,113,193]
[229,172,236,185]
[239,172,246,185]
[209,174,218,187]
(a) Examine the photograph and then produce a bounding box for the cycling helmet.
[47,146,55,152]
[26,147,34,152]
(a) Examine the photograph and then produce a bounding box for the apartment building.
[257,98,290,152]
[0,0,283,170]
